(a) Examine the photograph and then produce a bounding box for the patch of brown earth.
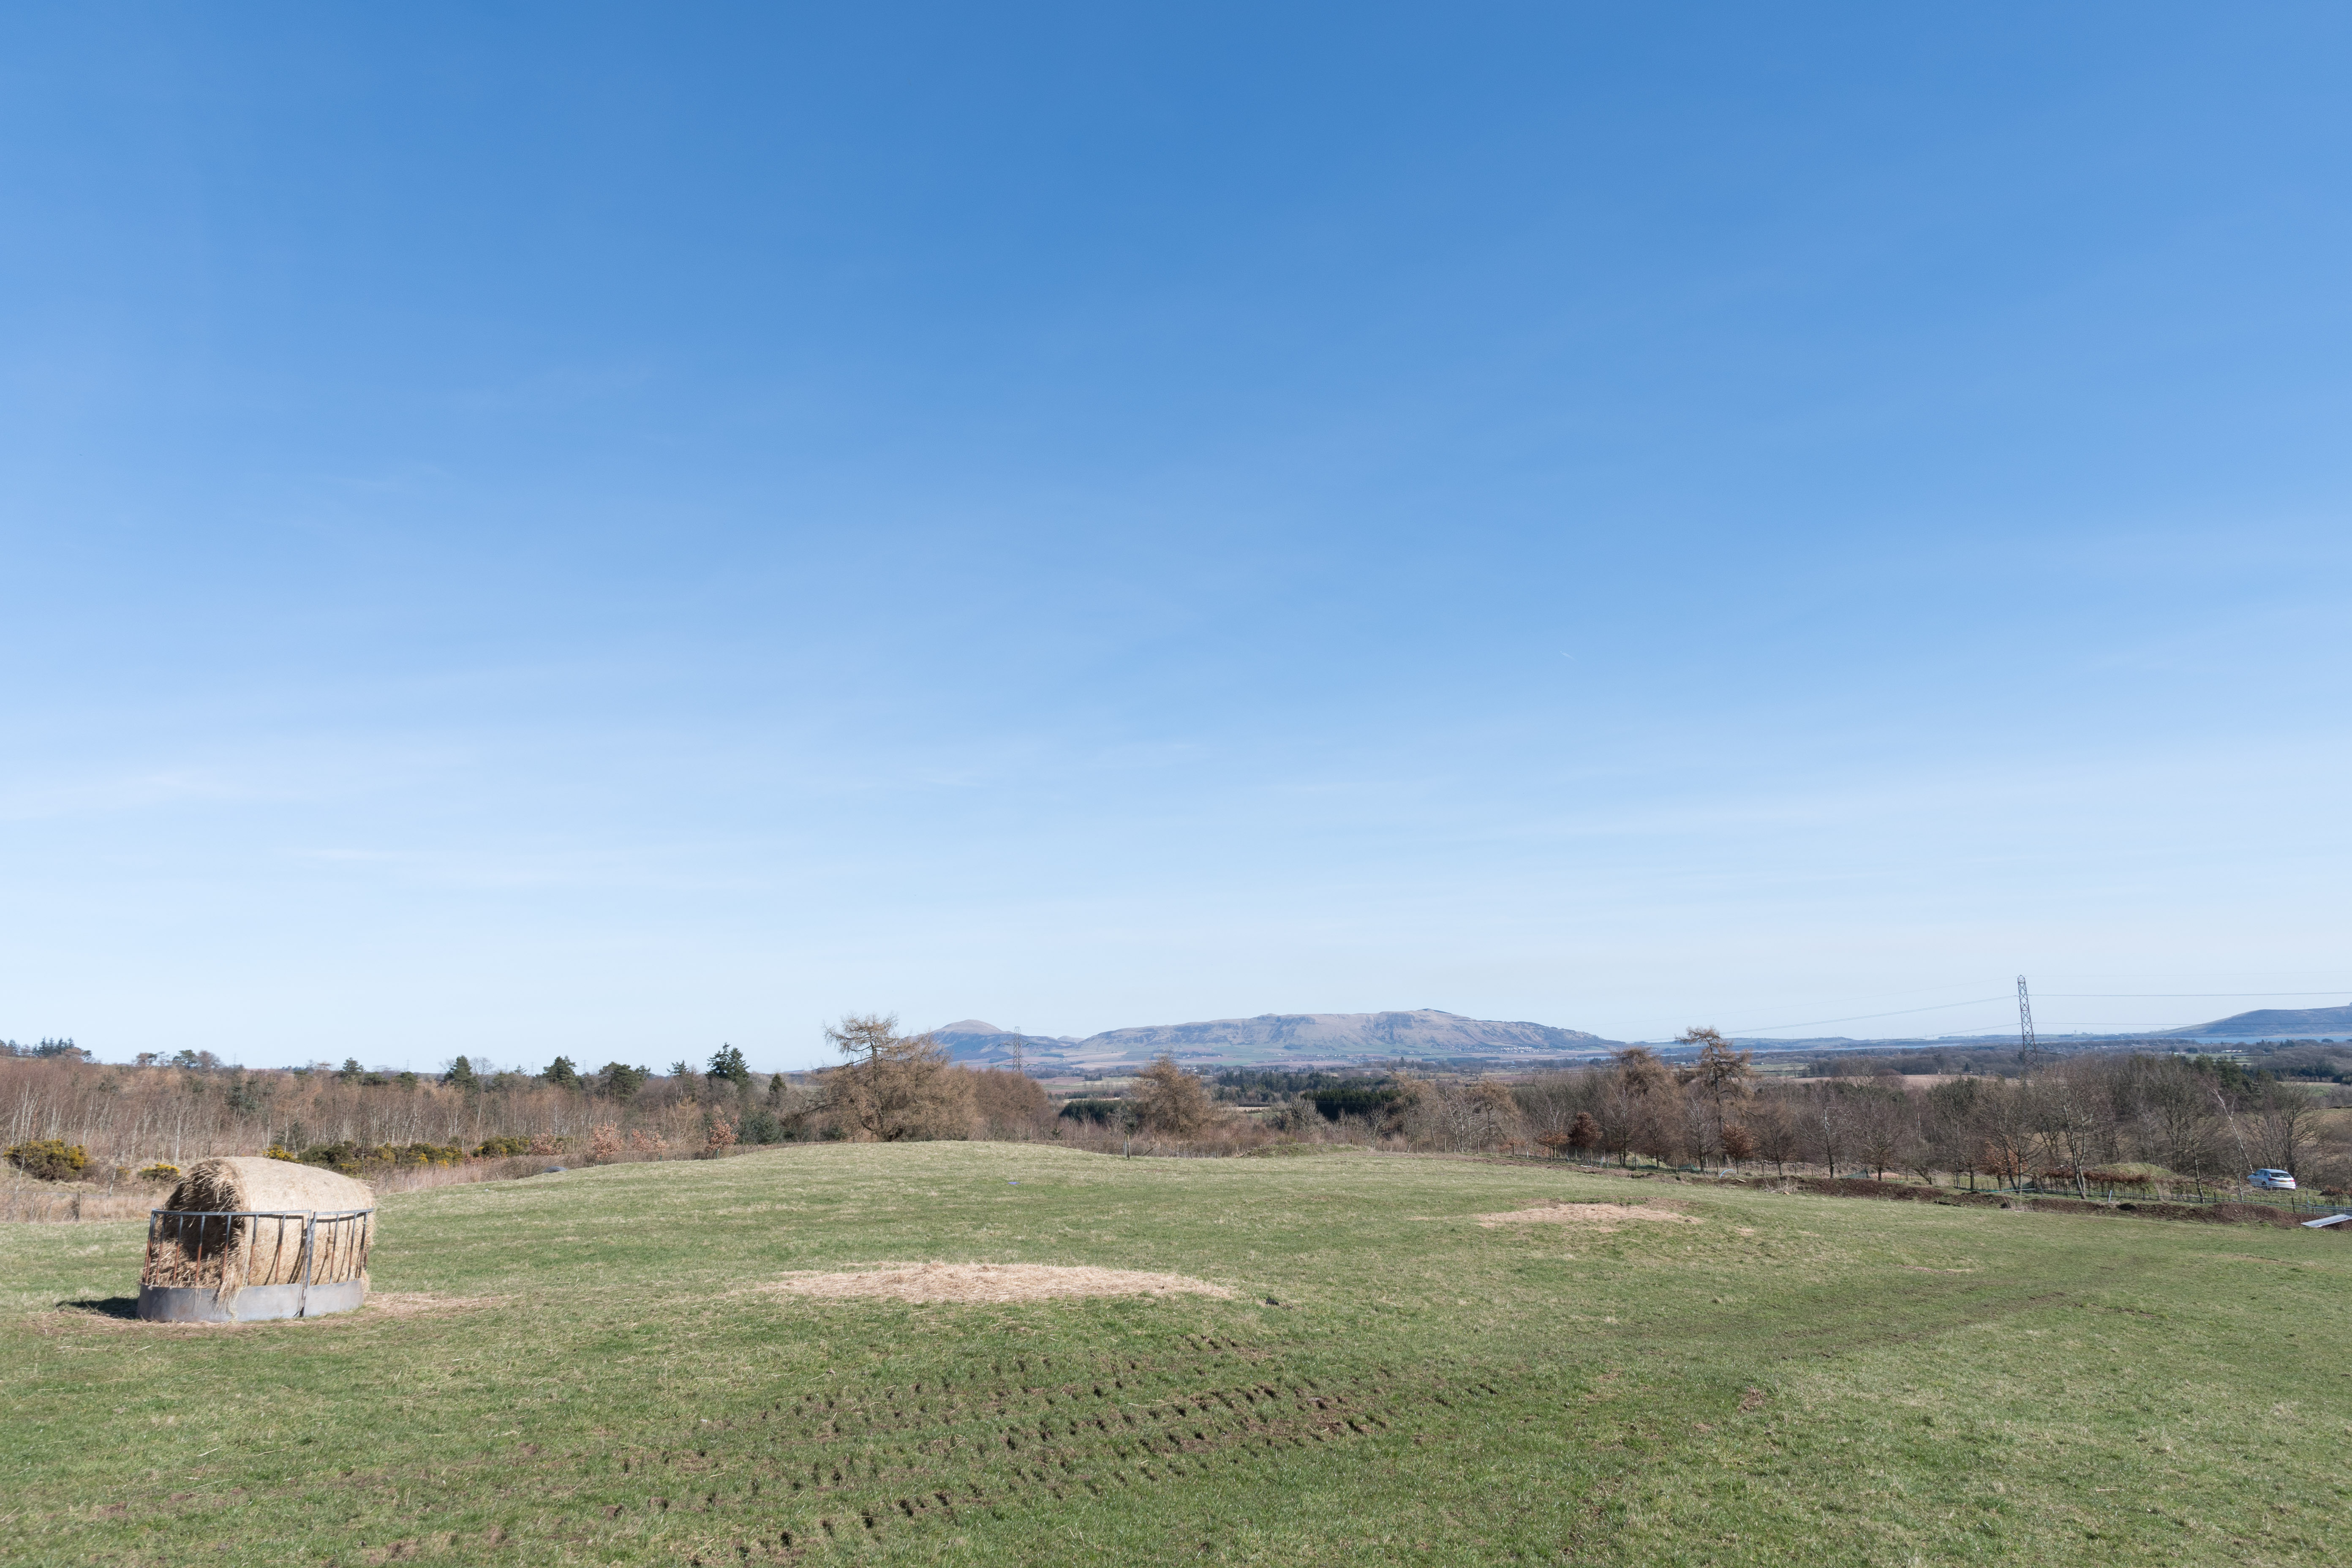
[768,1262,1233,1304]
[1476,1200,1701,1230]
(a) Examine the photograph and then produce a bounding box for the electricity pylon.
[2016,975,2042,1071]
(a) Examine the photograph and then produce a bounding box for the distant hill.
[2165,1004,2352,1040]
[928,1021,1083,1066]
[931,1010,1615,1070]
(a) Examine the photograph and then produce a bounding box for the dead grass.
[766,1261,1234,1303]
[359,1291,509,1318]
[1475,1200,1701,1229]
[1,1157,553,1224]
[0,1186,162,1223]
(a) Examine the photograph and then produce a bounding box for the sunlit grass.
[4,1142,2347,1564]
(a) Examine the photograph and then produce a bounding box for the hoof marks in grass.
[1477,1202,1700,1230]
[675,1341,1401,1554]
[768,1263,1233,1304]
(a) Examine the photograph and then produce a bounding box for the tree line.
[1494,1033,2349,1194]
[11,1019,2344,1195]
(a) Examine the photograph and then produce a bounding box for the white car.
[2249,1168,2298,1190]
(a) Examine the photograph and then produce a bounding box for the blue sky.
[4,5,2349,1070]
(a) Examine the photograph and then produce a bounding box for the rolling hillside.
[933,1009,1614,1070]
[2165,1003,2352,1039]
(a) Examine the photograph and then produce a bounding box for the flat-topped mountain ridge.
[2167,1003,2352,1039]
[931,1009,1615,1069]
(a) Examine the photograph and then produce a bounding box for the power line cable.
[1728,988,2351,1036]
[1728,996,2010,1034]
[2042,990,2352,999]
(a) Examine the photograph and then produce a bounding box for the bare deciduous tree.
[1749,1100,1800,1177]
[1131,1055,1216,1137]
[970,1068,1051,1140]
[1612,1046,1672,1098]
[2251,1082,2319,1178]
[1804,1085,1852,1176]
[1567,1108,1601,1159]
[1852,1092,1909,1180]
[822,1014,973,1142]
[1677,1027,1756,1148]
[1401,1075,1524,1153]
[1922,1078,1984,1189]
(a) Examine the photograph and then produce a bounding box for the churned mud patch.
[767,1262,1234,1304]
[1476,1200,1701,1230]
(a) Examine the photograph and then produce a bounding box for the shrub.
[5,1139,89,1181]
[700,1115,739,1159]
[289,1141,370,1174]
[1261,1095,1321,1133]
[586,1123,622,1164]
[137,1162,182,1184]
[1308,1082,1411,1122]
[280,1141,466,1173]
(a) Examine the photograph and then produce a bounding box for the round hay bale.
[159,1157,375,1289]
[168,1155,373,1215]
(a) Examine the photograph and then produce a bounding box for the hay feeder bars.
[137,1205,374,1323]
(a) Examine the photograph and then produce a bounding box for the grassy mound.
[4,1143,2347,1565]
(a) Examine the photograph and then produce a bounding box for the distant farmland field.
[4,1144,2346,1565]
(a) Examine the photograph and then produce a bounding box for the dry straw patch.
[361,1292,509,1318]
[1477,1200,1702,1230]
[768,1262,1233,1304]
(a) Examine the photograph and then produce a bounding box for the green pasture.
[3,1144,2347,1565]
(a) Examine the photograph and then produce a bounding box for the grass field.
[5,1143,2348,1565]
